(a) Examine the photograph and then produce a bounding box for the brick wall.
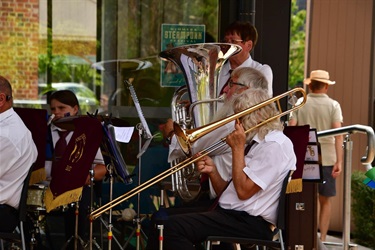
[0,0,39,100]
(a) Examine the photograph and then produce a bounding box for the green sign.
[160,24,205,87]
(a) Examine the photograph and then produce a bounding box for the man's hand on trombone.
[225,119,246,152]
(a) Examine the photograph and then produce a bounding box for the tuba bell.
[160,43,242,202]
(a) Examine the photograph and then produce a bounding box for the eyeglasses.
[229,80,247,88]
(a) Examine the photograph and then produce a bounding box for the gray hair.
[231,67,268,91]
[233,88,283,140]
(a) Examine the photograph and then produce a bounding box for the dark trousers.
[146,206,273,250]
[0,204,18,232]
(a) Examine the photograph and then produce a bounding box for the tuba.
[160,43,242,202]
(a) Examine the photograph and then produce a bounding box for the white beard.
[211,97,235,122]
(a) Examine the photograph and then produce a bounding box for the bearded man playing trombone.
[165,67,270,202]
[146,88,296,250]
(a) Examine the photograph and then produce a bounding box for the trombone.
[90,87,307,220]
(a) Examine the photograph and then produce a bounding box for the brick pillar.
[0,0,39,100]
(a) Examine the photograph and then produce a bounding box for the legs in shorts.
[318,166,335,241]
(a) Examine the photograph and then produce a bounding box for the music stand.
[90,119,134,250]
[121,79,154,250]
[92,59,153,250]
[48,116,104,250]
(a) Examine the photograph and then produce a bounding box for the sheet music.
[127,83,152,139]
[113,126,134,143]
[101,123,133,184]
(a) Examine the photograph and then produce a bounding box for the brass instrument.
[161,43,242,128]
[162,43,242,202]
[90,87,307,220]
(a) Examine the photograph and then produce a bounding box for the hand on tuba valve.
[159,118,174,139]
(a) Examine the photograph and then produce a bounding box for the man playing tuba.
[218,21,273,97]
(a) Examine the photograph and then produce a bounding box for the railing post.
[317,124,375,249]
[343,135,353,250]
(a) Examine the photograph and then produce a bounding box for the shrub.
[351,171,375,248]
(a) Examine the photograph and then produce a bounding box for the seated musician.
[147,88,296,250]
[0,76,38,232]
[161,67,269,207]
[46,90,107,247]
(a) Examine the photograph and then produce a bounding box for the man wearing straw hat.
[289,69,344,242]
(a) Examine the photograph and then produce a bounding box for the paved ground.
[2,214,373,250]
[320,234,372,250]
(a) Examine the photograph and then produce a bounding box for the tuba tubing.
[90,87,307,220]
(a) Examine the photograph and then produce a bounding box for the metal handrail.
[317,124,375,250]
[317,124,375,165]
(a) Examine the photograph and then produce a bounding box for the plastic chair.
[205,170,291,250]
[0,164,34,250]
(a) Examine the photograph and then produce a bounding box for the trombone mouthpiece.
[217,94,225,102]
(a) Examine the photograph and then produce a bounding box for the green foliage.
[38,54,98,84]
[289,0,306,88]
[351,171,375,248]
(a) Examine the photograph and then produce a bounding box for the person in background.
[98,93,109,115]
[288,69,343,242]
[219,20,273,97]
[46,90,107,248]
[147,88,296,250]
[0,75,38,232]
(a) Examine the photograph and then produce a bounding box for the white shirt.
[0,108,38,209]
[218,56,273,97]
[219,130,296,225]
[168,120,234,163]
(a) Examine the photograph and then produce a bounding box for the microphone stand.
[98,165,123,250]
[122,123,151,250]
[88,168,102,250]
[156,188,167,250]
[62,202,86,250]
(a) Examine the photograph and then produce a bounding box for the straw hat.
[304,70,335,85]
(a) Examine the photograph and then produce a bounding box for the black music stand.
[90,119,134,249]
